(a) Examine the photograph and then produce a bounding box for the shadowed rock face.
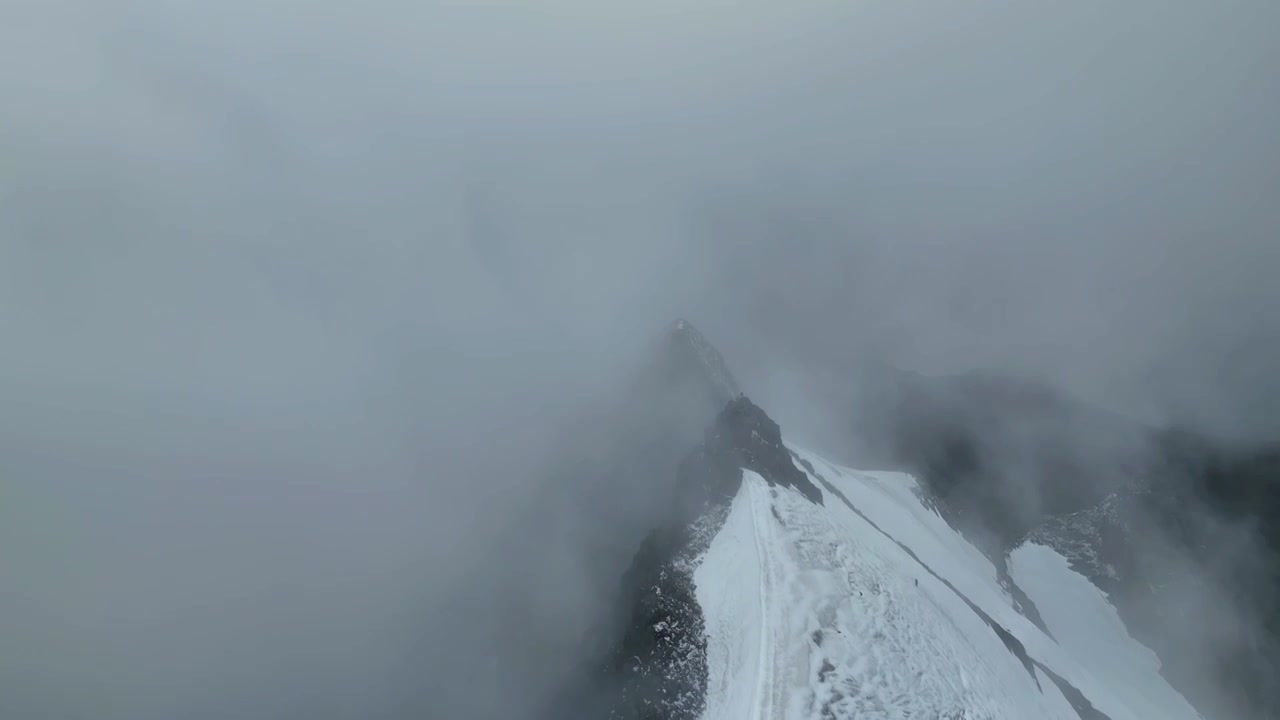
[490,320,746,720]
[706,396,823,505]
[537,321,763,720]
[600,396,824,720]
[545,325,824,720]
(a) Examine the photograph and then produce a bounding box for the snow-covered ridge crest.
[692,444,1202,720]
[595,320,1199,720]
[605,396,822,720]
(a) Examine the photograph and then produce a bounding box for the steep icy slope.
[690,446,1201,720]
[833,365,1278,719]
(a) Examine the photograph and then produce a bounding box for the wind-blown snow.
[691,446,1202,720]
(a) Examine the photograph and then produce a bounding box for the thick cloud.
[1,1,1277,718]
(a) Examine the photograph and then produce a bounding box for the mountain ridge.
[554,322,1223,720]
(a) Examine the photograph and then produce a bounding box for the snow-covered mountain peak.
[550,325,1240,720]
[594,384,1205,720]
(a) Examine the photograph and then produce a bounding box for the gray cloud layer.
[2,1,1277,718]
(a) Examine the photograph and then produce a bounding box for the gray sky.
[2,1,1278,718]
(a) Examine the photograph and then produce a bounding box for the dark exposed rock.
[544,320,820,720]
[530,321,747,720]
[603,396,823,719]
[706,396,823,505]
[604,481,728,720]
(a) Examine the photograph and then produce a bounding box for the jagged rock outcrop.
[515,320,747,720]
[705,396,823,505]
[539,321,779,719]
[605,398,823,719]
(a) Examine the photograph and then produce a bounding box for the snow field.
[692,447,1202,720]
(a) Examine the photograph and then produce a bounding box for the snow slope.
[1010,542,1200,720]
[691,447,1203,720]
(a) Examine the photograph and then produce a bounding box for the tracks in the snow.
[746,475,776,720]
